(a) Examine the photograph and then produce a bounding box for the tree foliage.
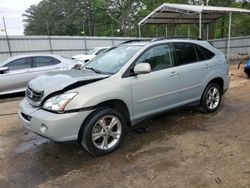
[23,0,250,38]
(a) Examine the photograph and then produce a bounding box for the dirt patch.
[0,65,250,188]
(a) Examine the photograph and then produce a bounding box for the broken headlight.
[42,92,78,112]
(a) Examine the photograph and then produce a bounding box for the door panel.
[131,68,180,120]
[0,57,33,94]
[172,42,210,103]
[178,61,209,102]
[0,69,34,93]
[131,43,180,120]
[33,56,61,78]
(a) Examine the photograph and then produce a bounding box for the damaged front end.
[25,69,109,108]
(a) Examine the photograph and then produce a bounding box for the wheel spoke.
[98,118,107,131]
[208,89,213,96]
[212,88,218,96]
[207,98,212,104]
[110,131,120,139]
[209,101,214,109]
[109,117,119,129]
[101,136,108,149]
[92,132,104,141]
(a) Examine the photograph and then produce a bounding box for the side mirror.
[72,63,84,70]
[134,63,151,75]
[0,67,9,74]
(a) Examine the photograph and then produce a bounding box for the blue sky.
[0,0,42,35]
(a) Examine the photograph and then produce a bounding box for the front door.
[0,57,33,94]
[131,43,181,120]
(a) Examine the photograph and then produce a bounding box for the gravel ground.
[0,64,250,188]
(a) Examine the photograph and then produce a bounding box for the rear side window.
[6,57,33,71]
[195,44,215,61]
[34,56,60,67]
[172,42,197,66]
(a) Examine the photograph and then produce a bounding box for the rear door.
[0,57,33,94]
[172,42,214,103]
[131,43,181,120]
[33,56,61,78]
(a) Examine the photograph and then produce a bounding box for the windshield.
[85,45,141,74]
[86,48,97,55]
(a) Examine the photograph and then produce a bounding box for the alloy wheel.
[206,86,220,110]
[91,115,122,150]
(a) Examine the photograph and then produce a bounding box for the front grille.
[26,86,43,102]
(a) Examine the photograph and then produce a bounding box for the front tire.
[81,108,126,156]
[201,83,222,113]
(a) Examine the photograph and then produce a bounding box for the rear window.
[34,56,60,67]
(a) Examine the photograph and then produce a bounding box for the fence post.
[48,36,53,54]
[3,17,11,57]
[46,20,53,54]
[84,36,87,52]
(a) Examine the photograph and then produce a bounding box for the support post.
[83,22,87,52]
[165,25,168,37]
[188,25,190,37]
[111,24,114,46]
[138,25,141,38]
[206,24,209,40]
[3,17,11,57]
[199,12,202,39]
[84,36,87,52]
[227,12,232,63]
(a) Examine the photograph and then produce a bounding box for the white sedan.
[0,54,79,95]
[72,47,110,63]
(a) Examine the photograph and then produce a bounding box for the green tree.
[23,0,84,35]
[23,0,250,37]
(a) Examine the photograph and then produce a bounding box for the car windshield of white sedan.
[85,46,141,74]
[86,48,97,55]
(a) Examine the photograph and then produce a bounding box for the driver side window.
[6,57,33,71]
[136,44,173,72]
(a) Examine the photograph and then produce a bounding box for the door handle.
[26,70,32,73]
[204,64,210,68]
[170,71,178,77]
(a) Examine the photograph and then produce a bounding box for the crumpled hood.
[27,69,109,106]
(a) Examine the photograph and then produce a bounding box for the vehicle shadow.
[0,92,24,103]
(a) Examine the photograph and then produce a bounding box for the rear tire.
[201,83,222,113]
[81,107,126,156]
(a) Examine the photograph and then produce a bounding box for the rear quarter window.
[195,44,215,61]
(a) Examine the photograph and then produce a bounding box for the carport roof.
[138,3,250,25]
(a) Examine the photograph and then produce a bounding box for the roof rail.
[120,39,151,45]
[151,36,202,42]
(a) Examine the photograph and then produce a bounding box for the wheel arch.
[206,77,224,94]
[77,99,131,142]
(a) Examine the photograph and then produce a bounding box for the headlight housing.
[42,92,78,112]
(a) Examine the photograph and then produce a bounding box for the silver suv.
[19,38,230,155]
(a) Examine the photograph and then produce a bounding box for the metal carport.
[138,3,250,61]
